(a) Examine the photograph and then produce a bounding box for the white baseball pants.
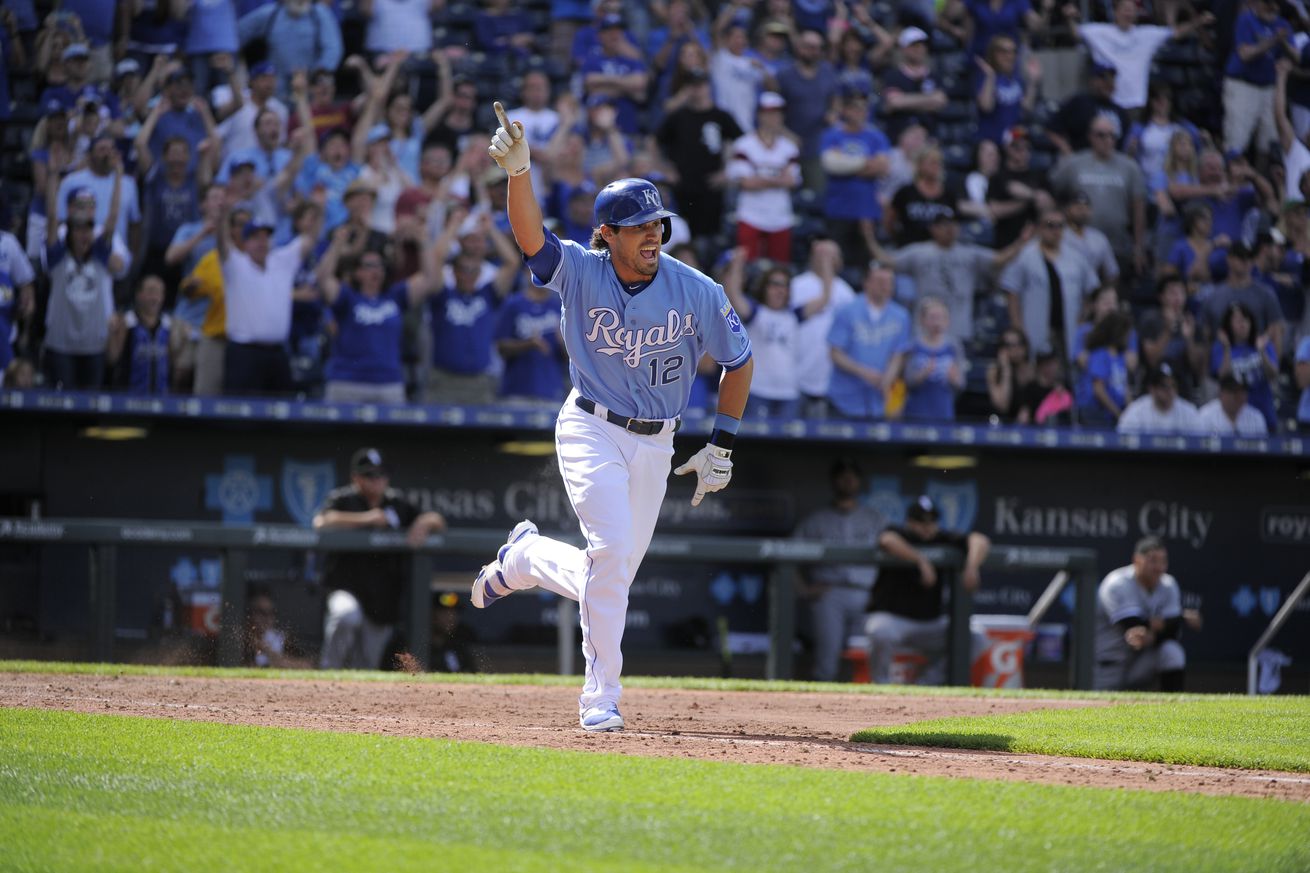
[500,395,675,714]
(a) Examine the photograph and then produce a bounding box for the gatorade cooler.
[185,591,222,637]
[970,614,1035,688]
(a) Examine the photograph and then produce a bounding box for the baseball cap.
[365,123,391,145]
[114,58,141,79]
[898,26,929,47]
[62,43,89,61]
[1145,362,1176,388]
[43,97,67,117]
[351,447,387,476]
[763,21,791,36]
[230,157,257,172]
[343,178,377,199]
[599,13,624,29]
[1090,60,1117,77]
[1227,240,1253,259]
[1002,125,1029,147]
[1062,188,1092,206]
[243,219,275,238]
[165,67,193,84]
[250,61,277,78]
[930,205,957,223]
[907,495,940,523]
[66,186,96,207]
[758,91,786,110]
[1218,374,1247,393]
[585,92,614,108]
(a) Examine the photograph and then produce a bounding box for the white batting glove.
[487,100,530,177]
[673,444,733,507]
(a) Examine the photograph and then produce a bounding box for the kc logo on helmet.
[643,188,659,208]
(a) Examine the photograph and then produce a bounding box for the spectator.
[1197,150,1273,246]
[1001,206,1100,360]
[1296,333,1310,426]
[135,134,216,297]
[236,0,343,99]
[964,139,1001,220]
[0,226,36,382]
[315,225,440,404]
[1060,190,1119,284]
[1051,115,1147,276]
[351,125,411,235]
[986,327,1034,421]
[351,53,445,185]
[313,447,446,671]
[184,0,240,97]
[58,1,117,83]
[880,27,947,142]
[1276,200,1310,336]
[1047,61,1127,156]
[216,195,318,395]
[424,211,521,405]
[726,91,801,261]
[791,238,858,418]
[870,209,1032,343]
[294,64,356,143]
[143,67,215,168]
[1116,362,1202,434]
[723,245,832,420]
[215,61,289,158]
[581,14,649,136]
[1152,135,1203,268]
[1168,203,1225,289]
[709,13,767,133]
[826,261,912,420]
[986,127,1054,250]
[1093,536,1195,691]
[577,95,633,186]
[975,36,1041,147]
[957,0,1042,61]
[653,27,711,126]
[648,0,711,78]
[1070,0,1212,111]
[294,128,361,230]
[42,161,128,391]
[889,297,967,421]
[58,134,142,249]
[1072,284,1138,371]
[1276,59,1310,202]
[655,70,742,240]
[1212,301,1280,432]
[1198,374,1270,435]
[881,122,929,207]
[34,15,80,93]
[1223,0,1290,157]
[1127,83,1202,183]
[181,204,251,395]
[795,457,888,683]
[819,87,890,268]
[1074,310,1134,427]
[38,42,105,112]
[506,70,561,198]
[243,586,311,669]
[492,278,566,405]
[774,28,841,192]
[831,26,887,101]
[366,0,437,55]
[1200,241,1285,357]
[865,495,991,686]
[1017,349,1074,425]
[568,0,632,71]
[1138,274,1205,402]
[887,146,963,247]
[106,274,181,395]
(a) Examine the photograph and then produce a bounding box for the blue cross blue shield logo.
[204,455,273,525]
[925,480,978,532]
[281,459,336,528]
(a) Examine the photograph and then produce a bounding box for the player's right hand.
[488,101,531,177]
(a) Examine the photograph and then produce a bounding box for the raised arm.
[133,98,166,175]
[193,96,221,187]
[720,246,754,321]
[798,241,837,318]
[102,158,126,275]
[353,52,405,162]
[1276,59,1297,155]
[315,226,347,305]
[419,49,455,134]
[489,101,546,257]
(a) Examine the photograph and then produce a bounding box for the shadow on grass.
[850,730,1017,752]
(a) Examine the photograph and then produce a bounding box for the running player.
[477,102,754,732]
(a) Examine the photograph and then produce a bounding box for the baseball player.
[477,102,754,732]
[1093,536,1196,691]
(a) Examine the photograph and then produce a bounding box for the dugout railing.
[0,518,1099,688]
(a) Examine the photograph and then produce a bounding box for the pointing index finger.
[493,101,511,131]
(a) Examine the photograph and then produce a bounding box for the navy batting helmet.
[593,177,677,244]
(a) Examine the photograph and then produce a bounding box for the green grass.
[2,708,1308,873]
[852,698,1310,772]
[0,659,1226,701]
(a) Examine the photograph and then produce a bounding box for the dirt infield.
[3,672,1308,802]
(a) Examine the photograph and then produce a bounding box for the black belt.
[574,397,680,435]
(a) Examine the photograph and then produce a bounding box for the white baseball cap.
[758,91,786,110]
[898,26,929,48]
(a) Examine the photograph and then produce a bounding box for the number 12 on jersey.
[647,354,684,386]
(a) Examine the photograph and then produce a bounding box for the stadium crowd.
[2,0,1310,434]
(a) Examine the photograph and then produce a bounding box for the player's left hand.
[673,444,733,507]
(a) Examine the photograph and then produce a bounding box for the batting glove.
[487,100,530,177]
[673,444,733,507]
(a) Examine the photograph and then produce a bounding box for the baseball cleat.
[580,705,625,732]
[471,520,539,609]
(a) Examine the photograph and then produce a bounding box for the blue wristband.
[714,413,741,435]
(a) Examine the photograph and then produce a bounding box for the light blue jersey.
[526,229,752,419]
